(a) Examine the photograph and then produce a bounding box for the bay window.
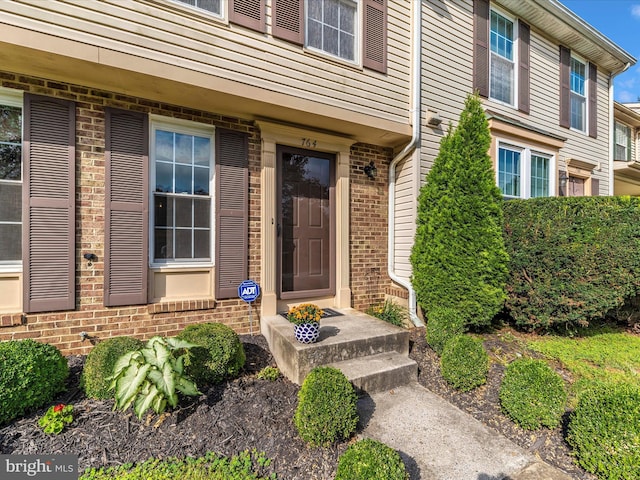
[497,143,553,199]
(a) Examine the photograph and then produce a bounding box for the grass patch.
[527,326,640,401]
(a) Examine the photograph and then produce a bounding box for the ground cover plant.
[80,450,276,480]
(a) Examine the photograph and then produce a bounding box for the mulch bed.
[1,329,594,479]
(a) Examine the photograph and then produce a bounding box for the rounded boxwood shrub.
[177,323,245,386]
[499,358,566,430]
[81,336,144,399]
[567,383,640,480]
[294,366,358,447]
[440,335,488,392]
[335,438,408,480]
[426,306,465,355]
[0,339,68,425]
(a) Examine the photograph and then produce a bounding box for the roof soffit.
[495,0,636,73]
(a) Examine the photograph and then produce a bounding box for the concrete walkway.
[357,383,575,480]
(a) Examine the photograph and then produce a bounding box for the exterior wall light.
[364,161,377,179]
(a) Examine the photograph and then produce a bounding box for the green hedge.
[567,383,640,480]
[81,336,144,399]
[440,335,488,392]
[335,439,408,480]
[411,94,508,328]
[294,367,358,447]
[499,359,566,430]
[0,339,68,425]
[426,307,465,356]
[177,323,245,386]
[503,196,640,331]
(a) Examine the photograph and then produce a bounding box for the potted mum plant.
[287,303,324,344]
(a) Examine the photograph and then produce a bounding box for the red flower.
[53,404,65,413]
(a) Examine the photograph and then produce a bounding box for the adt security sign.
[238,280,260,303]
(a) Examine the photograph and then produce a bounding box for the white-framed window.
[150,117,215,266]
[306,0,358,63]
[0,88,23,270]
[570,55,587,132]
[490,8,516,106]
[614,121,632,161]
[171,0,222,17]
[497,142,554,199]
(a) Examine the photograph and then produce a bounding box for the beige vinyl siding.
[1,0,411,125]
[420,0,612,194]
[421,0,473,181]
[393,154,417,280]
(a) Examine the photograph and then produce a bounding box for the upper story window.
[497,143,553,199]
[173,0,222,16]
[0,91,23,267]
[570,56,587,132]
[228,0,386,73]
[490,9,515,105]
[306,0,357,62]
[614,121,632,161]
[151,119,214,265]
[474,0,530,113]
[559,46,597,137]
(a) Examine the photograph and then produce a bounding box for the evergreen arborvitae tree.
[410,94,508,328]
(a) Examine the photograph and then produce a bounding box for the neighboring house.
[0,0,416,353]
[613,101,640,195]
[389,0,635,320]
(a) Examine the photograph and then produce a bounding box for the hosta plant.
[109,336,201,419]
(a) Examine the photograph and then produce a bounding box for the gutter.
[609,62,632,195]
[388,0,423,327]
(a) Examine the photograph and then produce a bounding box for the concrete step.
[329,351,418,394]
[261,309,413,388]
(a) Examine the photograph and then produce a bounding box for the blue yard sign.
[238,280,260,303]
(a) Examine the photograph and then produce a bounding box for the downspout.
[609,62,631,195]
[388,0,423,327]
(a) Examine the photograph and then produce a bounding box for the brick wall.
[0,71,403,355]
[0,72,262,354]
[349,144,398,311]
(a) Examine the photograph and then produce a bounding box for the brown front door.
[277,146,335,299]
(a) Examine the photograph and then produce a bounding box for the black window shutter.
[104,108,149,307]
[473,0,490,98]
[559,45,571,129]
[588,62,598,138]
[518,20,530,114]
[363,0,387,74]
[23,94,76,313]
[215,129,248,299]
[591,178,600,196]
[229,0,266,33]
[272,0,304,45]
